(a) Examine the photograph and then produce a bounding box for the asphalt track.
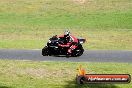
[0,49,132,63]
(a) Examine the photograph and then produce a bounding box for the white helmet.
[64,30,70,36]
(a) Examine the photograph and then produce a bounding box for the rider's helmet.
[64,30,70,37]
[64,30,70,43]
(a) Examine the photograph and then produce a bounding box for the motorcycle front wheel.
[42,46,50,56]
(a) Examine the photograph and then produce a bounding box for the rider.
[58,30,78,56]
[63,30,71,44]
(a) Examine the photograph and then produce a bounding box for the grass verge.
[0,59,131,88]
[0,0,132,50]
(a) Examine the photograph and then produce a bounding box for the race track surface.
[0,49,132,63]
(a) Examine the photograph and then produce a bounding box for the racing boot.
[66,49,72,58]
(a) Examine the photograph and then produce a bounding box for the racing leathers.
[58,35,78,55]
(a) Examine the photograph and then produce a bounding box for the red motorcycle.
[42,31,86,57]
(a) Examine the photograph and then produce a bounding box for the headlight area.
[48,40,51,43]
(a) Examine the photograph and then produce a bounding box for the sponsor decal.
[83,74,131,83]
[76,65,131,84]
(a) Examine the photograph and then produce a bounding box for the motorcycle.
[42,34,86,57]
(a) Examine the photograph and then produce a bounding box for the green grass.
[0,30,132,50]
[0,60,131,88]
[0,0,132,50]
[0,12,132,29]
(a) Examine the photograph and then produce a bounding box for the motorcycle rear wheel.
[72,45,84,57]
